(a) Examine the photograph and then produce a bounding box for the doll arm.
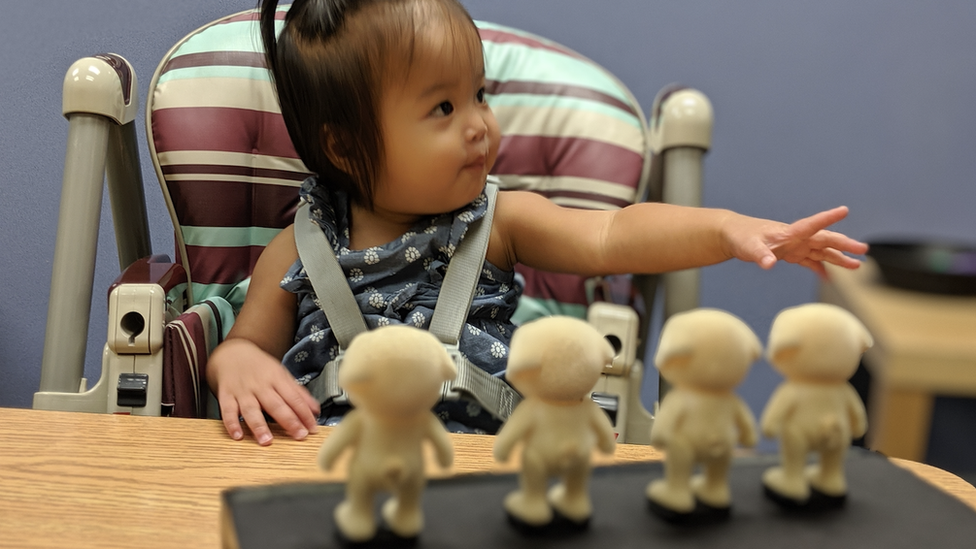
[493,402,534,462]
[759,385,793,438]
[425,413,455,469]
[318,409,363,471]
[843,383,868,439]
[589,401,618,455]
[734,397,759,448]
[648,394,683,448]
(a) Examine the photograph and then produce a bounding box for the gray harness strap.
[297,181,521,420]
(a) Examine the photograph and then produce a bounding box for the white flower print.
[439,243,456,258]
[329,346,339,360]
[424,258,434,271]
[281,274,293,285]
[377,317,390,327]
[410,311,426,328]
[349,268,364,282]
[364,248,380,265]
[424,225,438,235]
[491,306,499,319]
[482,268,495,282]
[310,330,326,343]
[475,287,486,297]
[467,325,482,336]
[295,351,309,363]
[401,231,416,243]
[296,373,313,386]
[405,247,421,263]
[369,292,385,309]
[490,341,507,359]
[458,211,475,223]
[312,296,323,309]
[472,194,486,207]
[466,401,482,417]
[497,322,509,337]
[500,283,509,294]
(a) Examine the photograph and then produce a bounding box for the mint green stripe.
[487,94,642,131]
[483,41,630,106]
[174,19,275,56]
[512,297,588,325]
[157,65,273,85]
[191,280,250,312]
[182,226,281,247]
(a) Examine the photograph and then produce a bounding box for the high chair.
[33,6,712,444]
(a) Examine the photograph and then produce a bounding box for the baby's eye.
[433,101,454,116]
[476,87,486,104]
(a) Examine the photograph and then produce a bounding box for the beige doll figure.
[317,325,456,543]
[760,303,871,507]
[646,308,761,521]
[493,316,617,530]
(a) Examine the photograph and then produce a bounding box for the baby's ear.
[320,125,353,174]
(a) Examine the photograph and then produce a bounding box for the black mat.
[221,448,976,549]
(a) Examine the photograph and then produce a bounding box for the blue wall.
[2,1,974,469]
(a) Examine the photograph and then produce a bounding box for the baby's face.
[372,16,500,217]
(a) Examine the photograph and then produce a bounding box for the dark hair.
[259,0,479,208]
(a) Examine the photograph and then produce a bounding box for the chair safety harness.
[295,181,522,421]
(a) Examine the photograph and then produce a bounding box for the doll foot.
[646,480,695,514]
[381,498,423,539]
[504,490,553,527]
[805,464,847,497]
[762,467,810,504]
[691,474,731,509]
[547,483,592,523]
[334,501,377,544]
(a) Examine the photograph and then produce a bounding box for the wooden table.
[821,261,976,461]
[1,407,973,549]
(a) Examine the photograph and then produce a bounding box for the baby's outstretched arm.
[489,191,866,278]
[207,226,320,445]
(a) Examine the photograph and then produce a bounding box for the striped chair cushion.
[148,7,649,322]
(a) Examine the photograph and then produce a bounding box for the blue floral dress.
[281,177,521,433]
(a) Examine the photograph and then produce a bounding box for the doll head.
[338,325,457,417]
[506,316,615,403]
[766,303,873,383]
[654,308,762,392]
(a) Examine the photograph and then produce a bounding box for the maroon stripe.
[163,51,267,73]
[516,267,589,306]
[152,107,300,159]
[161,163,309,182]
[169,179,300,228]
[492,135,643,190]
[486,79,636,118]
[184,244,266,286]
[478,28,582,59]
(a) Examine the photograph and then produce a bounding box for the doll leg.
[381,472,425,538]
[807,444,849,497]
[504,450,553,526]
[762,428,810,501]
[335,475,379,542]
[646,438,695,513]
[692,451,732,509]
[548,458,592,523]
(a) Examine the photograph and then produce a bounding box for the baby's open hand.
[210,338,320,445]
[725,206,868,278]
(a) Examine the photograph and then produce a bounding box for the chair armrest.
[108,255,187,314]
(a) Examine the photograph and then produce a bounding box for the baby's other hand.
[209,338,320,445]
[725,206,868,278]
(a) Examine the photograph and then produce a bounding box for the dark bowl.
[867,240,976,295]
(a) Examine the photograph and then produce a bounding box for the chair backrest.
[147,6,650,318]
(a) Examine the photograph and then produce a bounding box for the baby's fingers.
[219,397,245,441]
[788,206,850,238]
